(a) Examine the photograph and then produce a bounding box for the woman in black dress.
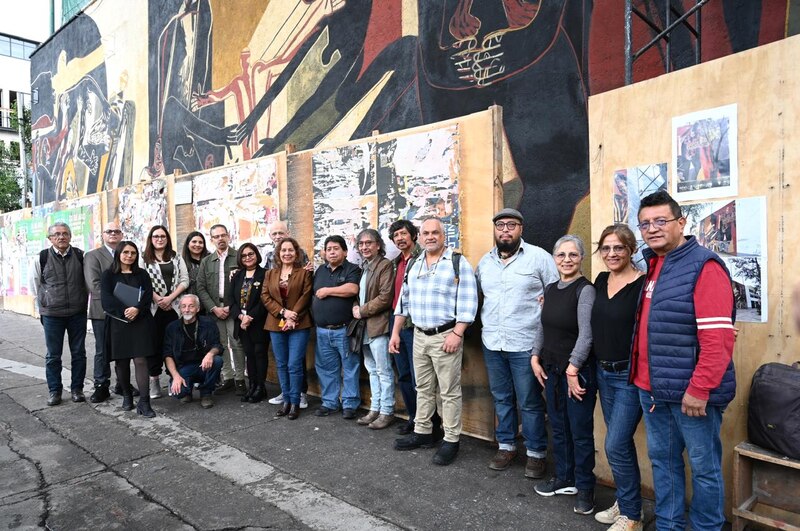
[590,224,646,530]
[230,243,269,403]
[101,241,157,417]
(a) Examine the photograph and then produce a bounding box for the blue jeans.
[90,318,111,387]
[598,368,642,519]
[544,360,597,490]
[389,319,416,420]
[314,327,361,410]
[483,347,547,458]
[171,356,223,398]
[42,314,87,393]
[639,391,726,531]
[363,335,394,415]
[271,329,311,406]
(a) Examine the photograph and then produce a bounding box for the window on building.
[0,36,10,56]
[0,33,38,60]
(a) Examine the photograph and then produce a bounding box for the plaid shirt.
[395,247,478,329]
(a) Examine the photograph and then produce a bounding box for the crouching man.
[163,294,224,409]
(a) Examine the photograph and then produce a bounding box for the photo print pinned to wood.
[612,163,668,269]
[672,104,738,201]
[682,196,767,322]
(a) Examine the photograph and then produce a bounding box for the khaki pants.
[412,329,462,442]
[214,316,246,381]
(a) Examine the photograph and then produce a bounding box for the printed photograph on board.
[672,104,738,201]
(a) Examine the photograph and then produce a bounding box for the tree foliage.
[0,141,22,212]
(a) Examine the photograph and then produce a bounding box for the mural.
[30,0,795,249]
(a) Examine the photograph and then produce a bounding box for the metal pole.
[625,0,633,85]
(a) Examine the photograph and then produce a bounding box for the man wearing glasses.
[83,222,123,403]
[196,224,246,395]
[31,222,89,406]
[390,217,478,466]
[476,208,558,477]
[631,191,735,530]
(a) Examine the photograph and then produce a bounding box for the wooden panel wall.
[588,35,800,511]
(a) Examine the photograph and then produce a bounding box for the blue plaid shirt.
[395,247,478,329]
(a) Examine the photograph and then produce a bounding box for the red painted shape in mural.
[450,0,481,41]
[502,0,539,29]
[359,0,403,79]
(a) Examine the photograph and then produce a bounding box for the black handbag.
[747,361,800,459]
[346,318,366,355]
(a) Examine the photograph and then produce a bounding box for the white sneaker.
[300,393,309,409]
[595,501,620,524]
[607,516,643,531]
[268,393,284,405]
[149,376,163,399]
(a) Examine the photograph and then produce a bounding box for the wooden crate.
[733,442,800,531]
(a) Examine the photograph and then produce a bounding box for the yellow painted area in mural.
[402,0,419,36]
[209,0,270,86]
[285,26,341,118]
[284,90,340,150]
[51,47,105,94]
[317,70,395,147]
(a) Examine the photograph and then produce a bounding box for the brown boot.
[357,410,380,425]
[368,414,395,430]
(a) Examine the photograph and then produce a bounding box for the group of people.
[32,189,737,531]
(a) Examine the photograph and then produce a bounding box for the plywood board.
[589,35,800,513]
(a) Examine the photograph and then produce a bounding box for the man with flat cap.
[476,208,559,477]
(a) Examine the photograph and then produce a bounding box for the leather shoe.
[489,449,517,471]
[234,379,247,396]
[396,421,415,435]
[357,410,379,425]
[315,406,338,417]
[71,390,86,403]
[342,408,357,420]
[121,393,134,411]
[394,432,435,451]
[90,386,110,403]
[368,414,394,430]
[432,441,460,466]
[136,399,156,418]
[525,456,547,479]
[249,385,266,403]
[47,391,62,406]
[275,403,291,417]
[287,404,300,420]
[215,379,235,395]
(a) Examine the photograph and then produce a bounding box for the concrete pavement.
[0,310,652,530]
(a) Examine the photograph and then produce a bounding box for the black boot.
[275,403,291,417]
[241,383,254,403]
[136,398,156,418]
[121,393,134,411]
[250,385,266,403]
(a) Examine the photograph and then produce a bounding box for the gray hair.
[552,234,586,257]
[179,293,201,307]
[48,221,71,237]
[356,228,386,257]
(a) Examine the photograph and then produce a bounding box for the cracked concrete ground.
[0,310,655,530]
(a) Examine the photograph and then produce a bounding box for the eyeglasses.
[599,245,627,255]
[554,252,581,261]
[241,252,256,259]
[49,232,70,238]
[637,218,679,231]
[152,234,167,239]
[104,229,122,235]
[210,233,228,240]
[494,221,521,230]
[357,240,376,247]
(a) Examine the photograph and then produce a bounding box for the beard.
[182,313,195,322]
[496,238,521,255]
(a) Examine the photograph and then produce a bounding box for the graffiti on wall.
[31,0,794,249]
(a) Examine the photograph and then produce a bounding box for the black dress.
[590,272,646,362]
[101,269,156,360]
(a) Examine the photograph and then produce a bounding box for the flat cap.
[492,208,524,223]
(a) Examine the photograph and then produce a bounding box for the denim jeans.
[639,391,726,531]
[544,360,597,490]
[314,327,361,410]
[363,335,394,415]
[42,314,87,393]
[598,368,642,519]
[271,329,311,406]
[483,347,547,458]
[171,356,223,398]
[389,319,416,420]
[90,318,111,387]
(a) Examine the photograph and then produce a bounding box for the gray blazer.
[84,246,115,320]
